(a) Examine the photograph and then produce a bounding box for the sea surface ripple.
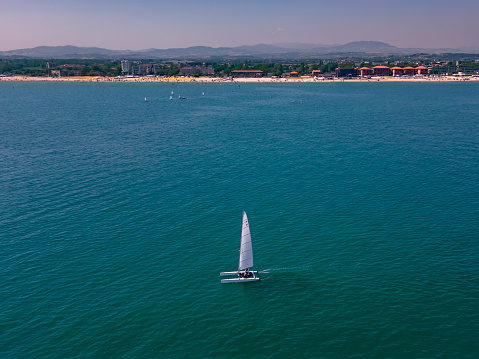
[1,81,478,358]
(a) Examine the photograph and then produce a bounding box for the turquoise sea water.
[1,81,478,358]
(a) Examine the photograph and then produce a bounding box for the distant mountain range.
[1,41,479,60]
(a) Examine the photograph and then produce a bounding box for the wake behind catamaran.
[220,211,260,283]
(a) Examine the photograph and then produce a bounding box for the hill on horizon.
[1,41,478,60]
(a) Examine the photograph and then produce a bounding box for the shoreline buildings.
[354,65,429,78]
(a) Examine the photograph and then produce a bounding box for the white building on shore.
[121,60,131,74]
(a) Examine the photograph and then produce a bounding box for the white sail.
[238,211,253,270]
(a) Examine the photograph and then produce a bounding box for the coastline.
[1,75,478,83]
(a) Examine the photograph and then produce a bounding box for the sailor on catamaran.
[239,268,250,278]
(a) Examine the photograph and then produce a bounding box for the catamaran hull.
[221,277,261,283]
[220,271,258,276]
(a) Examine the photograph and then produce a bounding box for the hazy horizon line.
[3,40,479,53]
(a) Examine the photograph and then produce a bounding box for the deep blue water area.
[1,81,478,358]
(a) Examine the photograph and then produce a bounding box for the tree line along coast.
[1,56,479,79]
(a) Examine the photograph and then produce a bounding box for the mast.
[238,211,254,271]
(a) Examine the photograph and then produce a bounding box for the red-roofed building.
[312,70,321,78]
[391,67,404,76]
[359,67,373,77]
[416,66,429,75]
[373,66,391,76]
[403,66,417,76]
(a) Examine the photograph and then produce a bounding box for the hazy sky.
[2,0,479,51]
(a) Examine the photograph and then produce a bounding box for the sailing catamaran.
[220,211,260,283]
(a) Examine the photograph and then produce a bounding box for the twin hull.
[221,277,261,283]
[220,270,260,283]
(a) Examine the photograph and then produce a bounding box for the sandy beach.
[1,75,478,83]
